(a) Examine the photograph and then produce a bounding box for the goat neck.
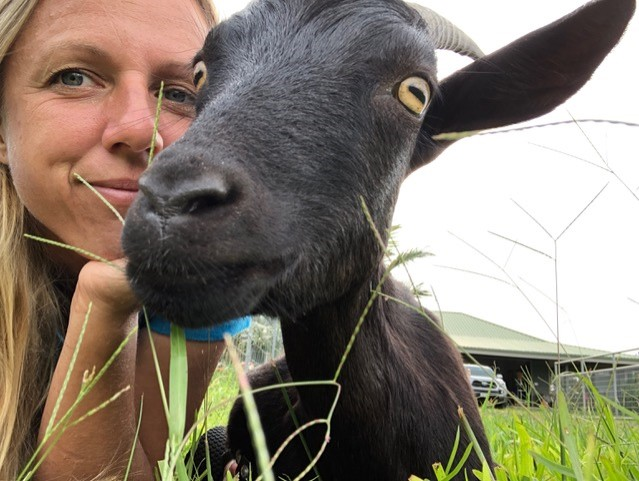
[278,264,490,480]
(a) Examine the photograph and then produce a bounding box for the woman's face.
[0,0,209,272]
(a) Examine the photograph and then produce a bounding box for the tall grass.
[196,370,639,481]
[480,392,639,481]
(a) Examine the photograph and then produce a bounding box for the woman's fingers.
[73,258,140,324]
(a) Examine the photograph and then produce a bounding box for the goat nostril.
[174,177,237,216]
[182,188,236,215]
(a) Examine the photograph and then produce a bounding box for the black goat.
[122,0,635,479]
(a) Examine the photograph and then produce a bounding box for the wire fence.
[555,348,639,413]
[220,315,284,368]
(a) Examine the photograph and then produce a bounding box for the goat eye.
[193,61,207,92]
[396,76,430,117]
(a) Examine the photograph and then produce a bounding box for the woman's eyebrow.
[39,42,109,63]
[37,41,195,81]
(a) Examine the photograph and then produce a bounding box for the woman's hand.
[72,258,140,326]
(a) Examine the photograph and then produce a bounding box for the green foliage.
[401,373,639,481]
[158,325,190,480]
[202,367,240,427]
[478,395,639,481]
[195,365,639,481]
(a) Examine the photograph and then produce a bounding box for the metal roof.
[440,312,639,364]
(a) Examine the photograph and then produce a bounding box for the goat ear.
[410,0,635,171]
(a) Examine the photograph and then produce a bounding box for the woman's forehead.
[16,0,208,56]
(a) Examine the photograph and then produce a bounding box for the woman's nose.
[102,74,165,156]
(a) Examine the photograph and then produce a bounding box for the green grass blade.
[224,334,274,481]
[169,324,188,444]
[444,427,462,473]
[557,390,585,481]
[175,458,189,481]
[24,234,117,268]
[530,451,578,479]
[73,173,125,225]
[43,302,92,437]
[141,307,170,421]
[442,443,474,481]
[123,397,144,481]
[513,415,535,476]
[273,365,321,480]
[148,81,164,165]
[458,407,495,481]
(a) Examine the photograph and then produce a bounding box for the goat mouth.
[127,257,288,328]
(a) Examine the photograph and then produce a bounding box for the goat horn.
[407,3,484,60]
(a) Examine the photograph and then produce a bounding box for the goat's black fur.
[122,0,635,479]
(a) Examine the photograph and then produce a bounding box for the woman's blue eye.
[58,70,86,86]
[164,89,194,104]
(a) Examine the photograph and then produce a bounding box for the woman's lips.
[87,179,140,207]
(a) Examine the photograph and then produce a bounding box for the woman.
[0,0,247,479]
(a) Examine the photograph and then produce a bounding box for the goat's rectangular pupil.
[408,85,425,104]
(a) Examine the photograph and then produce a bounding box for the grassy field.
[482,398,639,481]
[20,337,638,481]
[198,366,639,481]
[201,366,240,427]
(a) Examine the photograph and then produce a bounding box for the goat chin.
[122,0,635,479]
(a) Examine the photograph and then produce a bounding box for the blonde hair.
[0,0,218,477]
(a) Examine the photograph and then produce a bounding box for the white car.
[464,364,508,406]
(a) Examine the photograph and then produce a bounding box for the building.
[440,311,639,404]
